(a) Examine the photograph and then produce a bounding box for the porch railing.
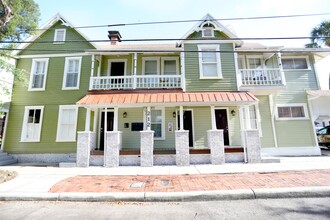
[239,69,285,86]
[90,75,183,90]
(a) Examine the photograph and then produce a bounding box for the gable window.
[198,45,222,78]
[29,58,49,91]
[54,29,66,44]
[21,106,44,142]
[161,57,179,75]
[150,108,165,139]
[62,57,82,89]
[281,57,309,70]
[276,104,308,120]
[202,27,214,37]
[143,58,160,75]
[56,105,78,142]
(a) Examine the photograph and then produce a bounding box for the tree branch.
[0,0,14,28]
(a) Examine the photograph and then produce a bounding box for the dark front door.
[178,110,193,147]
[100,112,114,150]
[215,109,229,145]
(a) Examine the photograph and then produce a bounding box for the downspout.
[269,94,278,148]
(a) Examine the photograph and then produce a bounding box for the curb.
[0,187,330,202]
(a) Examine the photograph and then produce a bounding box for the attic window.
[202,27,214,37]
[54,29,66,44]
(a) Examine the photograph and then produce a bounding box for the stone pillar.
[175,130,190,166]
[76,132,93,167]
[207,130,225,165]
[104,131,122,167]
[140,131,154,167]
[244,129,261,163]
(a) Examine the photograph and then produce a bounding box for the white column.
[277,52,286,85]
[133,53,137,89]
[104,107,107,147]
[114,107,118,132]
[90,55,95,77]
[146,106,151,131]
[93,109,98,132]
[210,105,216,130]
[179,106,184,131]
[180,52,186,91]
[97,55,102,77]
[85,108,91,132]
[239,105,247,163]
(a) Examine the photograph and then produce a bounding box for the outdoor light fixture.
[173,112,176,118]
[123,112,127,118]
[231,110,236,116]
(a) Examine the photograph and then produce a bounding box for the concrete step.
[0,158,17,166]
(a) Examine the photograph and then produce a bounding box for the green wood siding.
[184,43,237,91]
[258,96,276,148]
[18,21,95,56]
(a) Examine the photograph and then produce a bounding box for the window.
[237,56,245,69]
[276,104,309,120]
[54,29,66,44]
[161,57,179,75]
[56,105,78,142]
[62,57,82,89]
[247,57,263,69]
[29,58,49,91]
[21,106,44,142]
[143,58,160,75]
[202,27,214,37]
[150,108,164,139]
[281,57,309,70]
[198,45,221,78]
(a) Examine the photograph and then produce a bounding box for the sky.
[33,0,330,88]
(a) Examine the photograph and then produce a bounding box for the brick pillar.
[207,129,225,165]
[244,129,261,163]
[175,130,190,166]
[104,131,122,167]
[140,131,154,167]
[76,132,93,167]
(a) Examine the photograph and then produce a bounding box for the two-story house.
[2,13,324,166]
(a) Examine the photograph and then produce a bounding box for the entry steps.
[0,151,17,166]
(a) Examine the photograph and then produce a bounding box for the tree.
[305,20,330,48]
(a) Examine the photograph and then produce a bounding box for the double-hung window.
[56,105,78,142]
[281,57,309,70]
[276,104,309,120]
[62,57,82,89]
[161,57,179,75]
[29,58,49,91]
[54,29,66,44]
[150,108,165,139]
[198,45,221,78]
[21,106,44,142]
[143,58,160,75]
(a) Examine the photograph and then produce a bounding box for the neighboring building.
[2,13,327,166]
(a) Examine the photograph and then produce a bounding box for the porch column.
[210,105,216,130]
[76,131,93,167]
[176,106,189,166]
[277,51,286,85]
[207,129,225,165]
[140,106,154,166]
[97,55,102,77]
[91,55,95,77]
[85,108,91,132]
[243,129,262,163]
[104,131,122,167]
[239,106,247,162]
[133,53,137,89]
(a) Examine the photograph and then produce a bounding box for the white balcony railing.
[239,69,285,86]
[90,75,183,90]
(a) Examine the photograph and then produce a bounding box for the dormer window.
[54,29,66,44]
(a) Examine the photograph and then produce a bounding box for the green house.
[1,13,325,166]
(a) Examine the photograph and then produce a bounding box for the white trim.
[56,105,78,142]
[28,58,49,91]
[107,59,127,76]
[261,146,321,156]
[20,106,44,142]
[98,109,114,150]
[53,29,66,44]
[62,57,82,90]
[281,56,311,70]
[180,51,186,91]
[16,53,87,59]
[142,57,160,75]
[161,57,179,75]
[214,107,231,145]
[0,110,10,150]
[275,103,309,120]
[234,51,241,89]
[198,44,222,79]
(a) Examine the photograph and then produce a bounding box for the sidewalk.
[0,156,330,202]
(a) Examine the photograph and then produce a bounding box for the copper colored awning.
[77,91,258,107]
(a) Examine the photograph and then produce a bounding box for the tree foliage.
[305,20,330,48]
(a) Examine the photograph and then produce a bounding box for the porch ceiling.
[77,91,258,107]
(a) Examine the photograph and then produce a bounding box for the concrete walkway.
[0,156,330,202]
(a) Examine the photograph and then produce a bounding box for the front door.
[178,110,194,147]
[100,112,114,150]
[215,109,229,145]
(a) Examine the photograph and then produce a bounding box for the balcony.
[90,75,183,90]
[238,69,286,94]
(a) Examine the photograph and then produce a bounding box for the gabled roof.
[178,13,243,46]
[16,13,97,54]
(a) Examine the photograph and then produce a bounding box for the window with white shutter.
[29,58,49,91]
[62,57,82,89]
